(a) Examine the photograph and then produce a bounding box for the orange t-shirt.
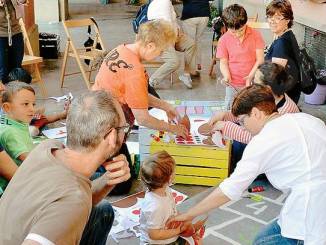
[92,44,148,109]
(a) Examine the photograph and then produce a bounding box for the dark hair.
[140,151,175,191]
[255,61,295,96]
[7,68,32,84]
[231,84,277,117]
[266,0,293,28]
[222,4,248,30]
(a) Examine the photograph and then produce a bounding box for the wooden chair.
[19,19,47,97]
[60,18,106,89]
[208,14,260,77]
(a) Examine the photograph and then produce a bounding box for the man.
[0,90,131,245]
[147,0,197,89]
[171,84,326,244]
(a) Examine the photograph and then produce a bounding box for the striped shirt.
[222,94,299,144]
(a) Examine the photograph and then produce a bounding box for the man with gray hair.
[0,90,131,245]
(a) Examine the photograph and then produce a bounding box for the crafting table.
[139,101,231,186]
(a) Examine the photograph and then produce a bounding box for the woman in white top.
[170,84,326,244]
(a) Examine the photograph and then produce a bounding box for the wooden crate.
[140,128,230,186]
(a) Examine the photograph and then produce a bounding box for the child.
[139,151,187,245]
[216,4,265,109]
[7,68,69,136]
[0,81,35,192]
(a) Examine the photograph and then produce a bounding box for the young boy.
[0,81,35,164]
[7,68,69,136]
[216,4,265,109]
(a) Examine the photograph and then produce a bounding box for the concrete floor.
[34,1,326,243]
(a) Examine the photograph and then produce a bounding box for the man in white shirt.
[147,0,197,89]
[171,84,326,244]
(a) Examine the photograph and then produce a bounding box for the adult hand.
[208,111,226,126]
[212,121,225,132]
[167,212,193,227]
[172,124,188,139]
[102,154,130,186]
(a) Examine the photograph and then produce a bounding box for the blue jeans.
[253,220,304,245]
[0,33,24,83]
[80,200,114,245]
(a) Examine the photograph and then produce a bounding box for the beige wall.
[223,0,326,45]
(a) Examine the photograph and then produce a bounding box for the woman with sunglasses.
[265,0,301,104]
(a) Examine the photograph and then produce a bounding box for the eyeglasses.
[238,115,249,127]
[266,16,285,23]
[115,123,130,133]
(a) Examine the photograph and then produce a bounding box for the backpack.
[132,0,152,34]
[289,34,317,95]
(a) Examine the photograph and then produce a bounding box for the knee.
[168,58,180,70]
[97,200,115,228]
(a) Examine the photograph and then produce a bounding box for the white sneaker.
[179,74,192,89]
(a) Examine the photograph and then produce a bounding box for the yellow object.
[149,140,230,186]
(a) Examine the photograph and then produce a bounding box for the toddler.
[139,151,187,245]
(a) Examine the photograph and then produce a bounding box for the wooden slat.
[175,175,224,186]
[176,165,228,178]
[22,55,43,65]
[64,18,95,28]
[248,21,270,29]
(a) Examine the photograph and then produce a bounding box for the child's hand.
[244,74,254,86]
[212,121,225,132]
[219,77,230,86]
[208,111,226,126]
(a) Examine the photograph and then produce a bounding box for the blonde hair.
[2,81,35,103]
[136,20,176,50]
[140,151,175,191]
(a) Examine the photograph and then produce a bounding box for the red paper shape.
[132,208,141,215]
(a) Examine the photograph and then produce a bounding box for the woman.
[265,0,301,104]
[0,0,26,84]
[181,0,210,71]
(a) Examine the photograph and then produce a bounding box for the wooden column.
[23,0,39,56]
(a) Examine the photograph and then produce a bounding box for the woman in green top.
[0,0,26,84]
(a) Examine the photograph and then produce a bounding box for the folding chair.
[19,19,47,97]
[209,14,260,77]
[60,18,106,89]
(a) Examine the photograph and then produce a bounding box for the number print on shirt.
[104,49,133,73]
